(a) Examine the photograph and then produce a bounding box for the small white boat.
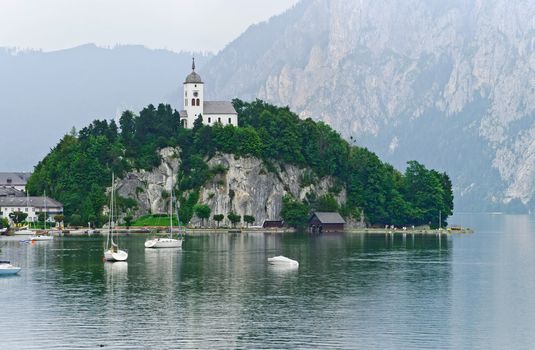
[145,237,183,248]
[267,255,299,267]
[0,260,21,275]
[14,229,33,236]
[30,234,54,241]
[0,228,7,234]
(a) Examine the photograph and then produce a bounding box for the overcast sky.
[0,0,298,53]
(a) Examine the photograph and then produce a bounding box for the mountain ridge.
[202,0,535,211]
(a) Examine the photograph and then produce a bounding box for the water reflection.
[0,229,457,349]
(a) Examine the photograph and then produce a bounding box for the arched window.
[191,98,195,106]
[228,117,231,124]
[208,117,211,123]
[196,98,200,106]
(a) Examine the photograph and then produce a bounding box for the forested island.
[27,99,453,229]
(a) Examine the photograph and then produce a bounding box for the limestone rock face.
[116,148,346,227]
[203,0,535,210]
[115,147,180,217]
[195,153,345,226]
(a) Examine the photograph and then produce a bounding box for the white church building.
[179,58,238,129]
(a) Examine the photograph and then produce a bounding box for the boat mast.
[111,172,115,246]
[44,190,47,231]
[169,176,173,238]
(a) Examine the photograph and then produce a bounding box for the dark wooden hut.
[262,220,284,229]
[309,212,345,233]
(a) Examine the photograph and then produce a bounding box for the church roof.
[203,101,237,115]
[184,71,203,84]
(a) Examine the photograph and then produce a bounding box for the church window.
[196,98,200,106]
[193,91,198,97]
[192,98,195,106]
[228,117,231,124]
[208,117,211,123]
[218,117,221,123]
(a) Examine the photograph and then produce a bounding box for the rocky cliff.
[203,0,535,211]
[116,147,346,226]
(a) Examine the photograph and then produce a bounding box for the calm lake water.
[1,213,535,349]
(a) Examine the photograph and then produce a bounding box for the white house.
[0,196,63,223]
[179,58,238,129]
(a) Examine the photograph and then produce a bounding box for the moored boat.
[103,173,128,262]
[14,228,33,236]
[0,260,21,275]
[29,234,54,241]
[145,176,183,249]
[267,255,299,267]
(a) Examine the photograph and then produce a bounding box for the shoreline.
[1,226,472,237]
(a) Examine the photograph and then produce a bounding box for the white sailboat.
[30,192,54,241]
[104,173,128,262]
[145,178,183,249]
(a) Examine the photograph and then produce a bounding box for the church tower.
[182,57,204,128]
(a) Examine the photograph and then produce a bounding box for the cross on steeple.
[192,57,195,71]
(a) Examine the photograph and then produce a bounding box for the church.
[179,59,238,129]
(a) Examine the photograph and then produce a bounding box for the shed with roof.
[309,212,345,233]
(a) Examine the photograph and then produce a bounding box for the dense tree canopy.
[27,99,453,228]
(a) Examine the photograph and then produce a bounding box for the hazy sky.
[0,0,298,53]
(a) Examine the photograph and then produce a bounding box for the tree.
[243,215,255,227]
[124,215,133,229]
[280,195,309,229]
[213,214,224,228]
[70,214,82,227]
[0,217,9,229]
[227,212,241,228]
[37,212,46,223]
[193,114,204,131]
[194,204,211,227]
[316,193,339,212]
[9,211,28,225]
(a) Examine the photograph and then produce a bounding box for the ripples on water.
[2,214,535,349]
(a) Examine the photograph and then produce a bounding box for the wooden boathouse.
[309,212,345,233]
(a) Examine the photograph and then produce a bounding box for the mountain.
[202,0,535,212]
[0,44,211,171]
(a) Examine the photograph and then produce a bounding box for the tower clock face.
[193,91,199,97]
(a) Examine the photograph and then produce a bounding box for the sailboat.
[144,178,183,249]
[30,192,54,241]
[103,173,128,261]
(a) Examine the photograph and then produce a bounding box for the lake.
[1,213,535,349]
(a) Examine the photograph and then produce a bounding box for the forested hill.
[27,99,453,228]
